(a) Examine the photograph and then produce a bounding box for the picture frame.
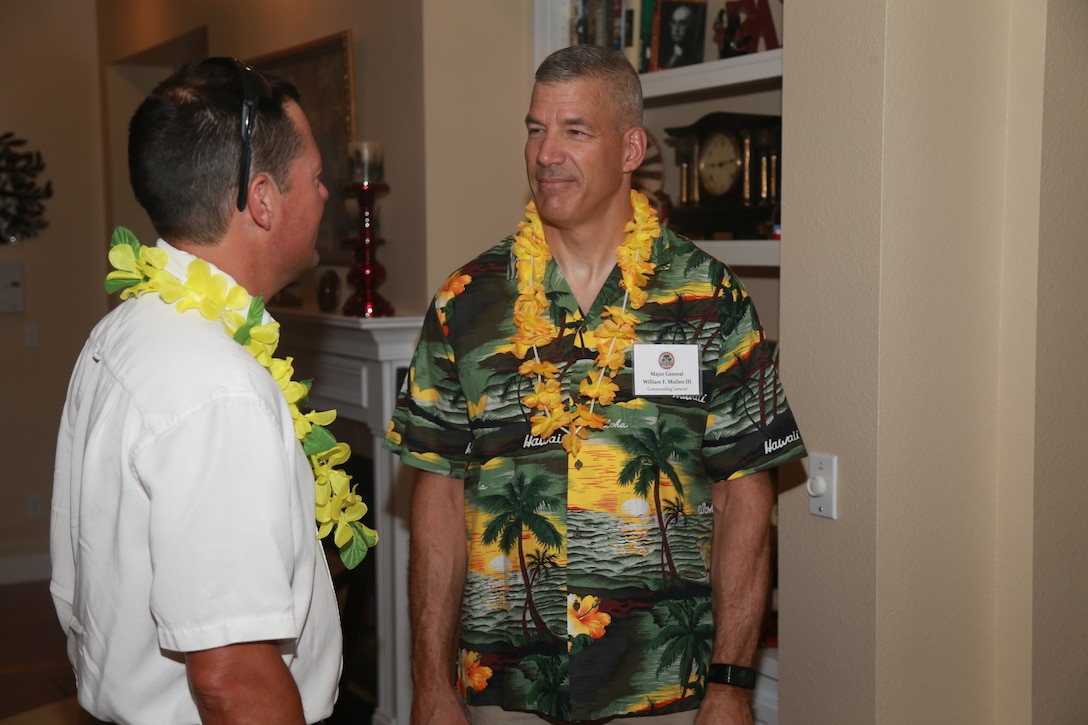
[250,31,356,265]
[651,1,707,71]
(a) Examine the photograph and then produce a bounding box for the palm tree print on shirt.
[479,470,564,639]
[618,419,697,587]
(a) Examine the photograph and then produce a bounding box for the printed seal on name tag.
[632,344,701,396]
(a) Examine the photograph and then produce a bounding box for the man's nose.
[534,133,563,166]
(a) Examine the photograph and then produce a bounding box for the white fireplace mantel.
[275,309,423,725]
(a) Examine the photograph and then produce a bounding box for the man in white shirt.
[51,57,341,725]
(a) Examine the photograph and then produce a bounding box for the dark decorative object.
[341,181,394,318]
[317,269,341,312]
[712,0,781,59]
[0,132,53,244]
[664,111,781,239]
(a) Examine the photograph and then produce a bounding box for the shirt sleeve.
[383,299,474,479]
[702,273,807,481]
[137,394,305,652]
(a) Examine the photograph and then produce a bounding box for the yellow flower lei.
[104,227,377,569]
[511,190,660,458]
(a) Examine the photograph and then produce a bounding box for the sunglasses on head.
[200,57,274,211]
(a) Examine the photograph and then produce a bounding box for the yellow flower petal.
[511,190,656,446]
[530,407,568,439]
[107,244,138,273]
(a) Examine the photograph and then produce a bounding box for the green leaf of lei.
[110,225,142,253]
[303,424,338,456]
[232,295,267,344]
[298,378,313,409]
[104,226,145,294]
[339,521,379,570]
[104,277,139,295]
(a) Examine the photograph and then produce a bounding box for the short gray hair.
[534,45,643,129]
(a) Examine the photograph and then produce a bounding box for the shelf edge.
[693,239,780,268]
[641,49,783,99]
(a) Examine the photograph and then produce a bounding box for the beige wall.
[421,3,535,303]
[1033,1,1088,721]
[0,0,107,570]
[781,0,1088,723]
[778,0,883,716]
[997,0,1045,720]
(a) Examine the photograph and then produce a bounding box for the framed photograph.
[250,31,356,265]
[651,1,707,71]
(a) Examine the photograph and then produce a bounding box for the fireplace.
[275,310,423,725]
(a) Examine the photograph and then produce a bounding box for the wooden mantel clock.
[663,112,781,239]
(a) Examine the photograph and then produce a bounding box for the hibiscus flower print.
[567,593,611,640]
[457,648,493,699]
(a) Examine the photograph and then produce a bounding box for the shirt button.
[574,460,583,470]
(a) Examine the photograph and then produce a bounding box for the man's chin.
[533,194,574,225]
[535,207,568,230]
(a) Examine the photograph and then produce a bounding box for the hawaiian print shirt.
[384,226,806,721]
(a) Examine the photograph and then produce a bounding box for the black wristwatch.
[706,663,758,689]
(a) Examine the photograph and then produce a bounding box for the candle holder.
[349,141,384,185]
[341,181,394,318]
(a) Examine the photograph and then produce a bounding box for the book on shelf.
[570,0,608,46]
[612,0,626,53]
[568,1,784,75]
[640,0,656,72]
[569,0,639,71]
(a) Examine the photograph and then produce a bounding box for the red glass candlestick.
[342,181,394,317]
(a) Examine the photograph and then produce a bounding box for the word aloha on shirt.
[384,227,806,721]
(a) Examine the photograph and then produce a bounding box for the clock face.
[697,130,742,196]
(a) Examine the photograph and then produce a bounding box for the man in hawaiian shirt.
[385,45,806,725]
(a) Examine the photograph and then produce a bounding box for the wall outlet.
[26,494,44,519]
[0,261,24,313]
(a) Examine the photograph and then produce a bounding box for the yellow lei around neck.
[510,190,660,458]
[104,227,377,569]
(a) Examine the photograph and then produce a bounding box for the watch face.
[697,130,742,196]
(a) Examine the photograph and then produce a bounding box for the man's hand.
[694,683,755,725]
[410,686,471,725]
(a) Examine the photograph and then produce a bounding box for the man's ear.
[246,172,275,231]
[622,126,648,174]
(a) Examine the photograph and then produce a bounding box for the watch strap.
[706,662,757,690]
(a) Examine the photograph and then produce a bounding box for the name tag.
[632,344,701,396]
